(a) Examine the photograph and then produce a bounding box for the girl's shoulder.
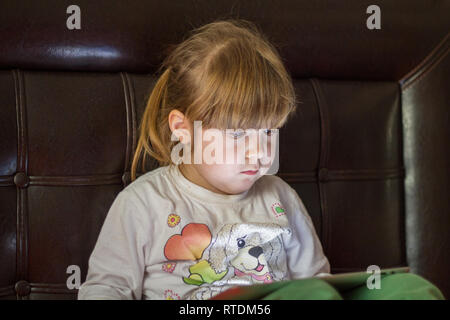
[121,166,174,208]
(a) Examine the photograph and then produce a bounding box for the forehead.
[195,124,277,131]
[197,118,279,131]
[196,128,279,137]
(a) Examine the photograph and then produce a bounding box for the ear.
[168,109,192,144]
[208,224,234,274]
[265,236,287,281]
[259,224,288,281]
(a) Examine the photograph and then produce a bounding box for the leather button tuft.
[122,171,131,186]
[15,280,31,297]
[14,172,29,188]
[318,168,328,182]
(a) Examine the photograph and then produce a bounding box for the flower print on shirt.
[162,262,176,273]
[164,289,180,300]
[167,213,181,227]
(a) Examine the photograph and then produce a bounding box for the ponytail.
[131,67,173,182]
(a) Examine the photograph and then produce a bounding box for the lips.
[241,170,258,175]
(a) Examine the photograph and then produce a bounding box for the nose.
[248,246,263,258]
[245,132,264,163]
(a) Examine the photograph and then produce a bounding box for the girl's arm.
[77,190,148,300]
[283,187,331,279]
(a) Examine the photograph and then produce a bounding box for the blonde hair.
[131,19,297,182]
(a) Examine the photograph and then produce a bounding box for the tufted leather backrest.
[1,0,449,299]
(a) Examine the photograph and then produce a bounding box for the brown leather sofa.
[0,1,448,299]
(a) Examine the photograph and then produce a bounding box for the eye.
[228,130,245,140]
[263,129,274,136]
[237,238,246,248]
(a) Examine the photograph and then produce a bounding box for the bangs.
[185,40,297,130]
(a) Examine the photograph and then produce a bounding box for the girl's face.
[179,125,277,195]
[168,109,278,195]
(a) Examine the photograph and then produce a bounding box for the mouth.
[241,169,259,175]
[255,263,264,272]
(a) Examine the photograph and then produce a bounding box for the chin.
[229,182,255,194]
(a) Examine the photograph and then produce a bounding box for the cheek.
[202,164,236,179]
[223,140,247,165]
[196,164,225,184]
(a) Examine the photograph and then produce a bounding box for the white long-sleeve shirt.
[77,164,330,300]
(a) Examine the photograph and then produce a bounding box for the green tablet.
[212,266,410,300]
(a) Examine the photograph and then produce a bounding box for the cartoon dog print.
[188,222,290,300]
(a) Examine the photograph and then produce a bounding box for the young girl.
[78,19,330,300]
